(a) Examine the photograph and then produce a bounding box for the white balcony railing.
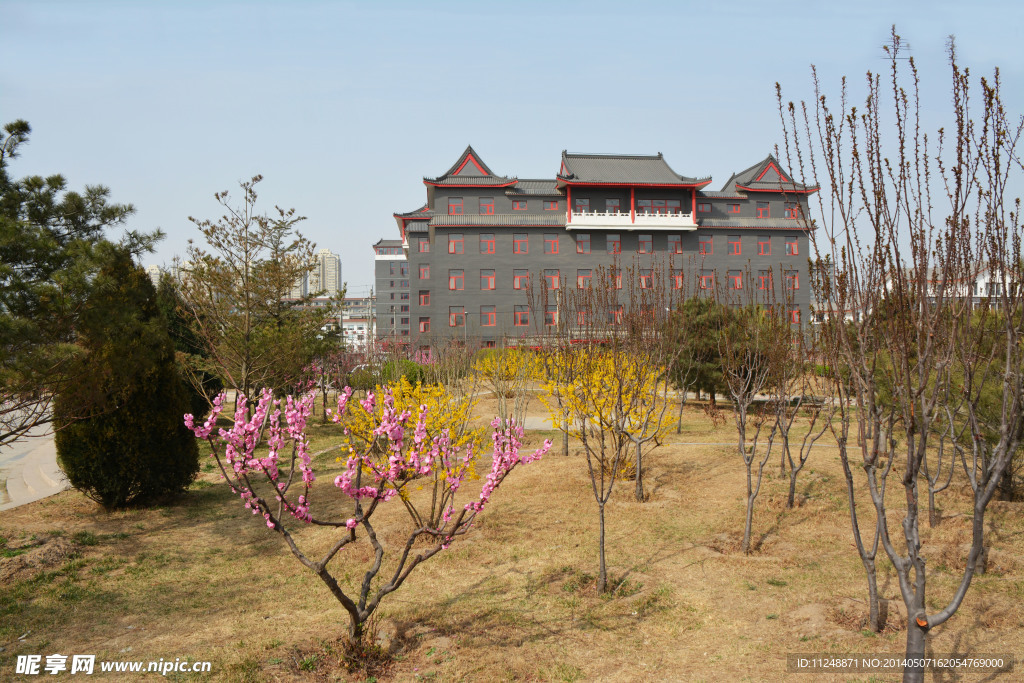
[567,210,697,230]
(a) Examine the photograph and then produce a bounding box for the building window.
[607,306,623,325]
[545,306,558,326]
[697,202,711,213]
[756,201,770,218]
[606,198,621,213]
[449,306,464,327]
[785,270,800,290]
[482,339,496,348]
[479,197,495,215]
[513,269,530,290]
[400,292,409,300]
[637,199,681,215]
[789,305,801,324]
[418,237,430,253]
[514,305,530,326]
[419,264,430,279]
[480,269,496,290]
[698,234,712,256]
[544,200,558,211]
[577,268,592,289]
[479,233,496,254]
[728,235,741,256]
[607,234,621,254]
[513,199,528,210]
[448,233,464,254]
[544,269,559,289]
[400,262,409,275]
[728,203,740,214]
[400,317,409,325]
[577,310,588,326]
[390,262,398,276]
[668,234,682,254]
[612,268,622,290]
[448,197,463,215]
[758,270,773,290]
[758,235,771,256]
[513,233,529,254]
[574,198,590,213]
[785,235,799,256]
[728,270,743,290]
[480,305,496,327]
[576,233,591,254]
[784,202,799,219]
[699,270,714,290]
[448,269,464,290]
[672,268,683,290]
[639,268,653,289]
[638,234,652,254]
[419,290,430,306]
[544,234,559,254]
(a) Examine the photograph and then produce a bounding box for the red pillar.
[631,187,635,223]
[567,185,572,223]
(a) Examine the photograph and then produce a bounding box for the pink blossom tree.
[185,387,550,646]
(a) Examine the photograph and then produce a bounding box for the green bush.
[54,249,199,509]
[380,359,424,386]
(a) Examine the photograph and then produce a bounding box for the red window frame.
[784,202,798,219]
[544,234,559,254]
[418,237,430,253]
[638,234,652,254]
[698,234,712,255]
[545,306,558,326]
[419,318,430,333]
[513,269,530,290]
[758,270,773,290]
[728,271,743,290]
[785,236,799,256]
[514,306,530,326]
[785,271,800,290]
[697,202,711,213]
[728,203,740,214]
[577,311,588,326]
[668,234,682,254]
[639,269,653,289]
[419,291,430,306]
[756,201,770,218]
[607,306,623,325]
[480,269,496,290]
[480,305,496,327]
[574,198,590,213]
[728,235,741,256]
[544,269,559,290]
[606,198,621,213]
[543,200,558,211]
[576,233,591,254]
[513,233,529,254]
[789,306,801,324]
[448,233,464,254]
[757,235,771,256]
[607,234,621,254]
[449,306,465,327]
[448,197,463,215]
[613,268,622,290]
[480,233,495,254]
[419,264,430,279]
[577,268,592,289]
[448,269,464,290]
[479,197,495,215]
[672,269,683,290]
[699,272,714,290]
[512,199,528,211]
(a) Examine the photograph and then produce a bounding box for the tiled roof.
[406,222,429,233]
[424,144,515,185]
[394,204,433,218]
[505,179,562,196]
[699,191,747,199]
[559,151,711,186]
[430,214,567,228]
[425,176,517,186]
[374,238,403,247]
[698,218,815,230]
[719,155,817,194]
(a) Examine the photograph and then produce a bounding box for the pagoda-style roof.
[393,204,433,219]
[719,155,818,194]
[505,179,563,197]
[423,145,517,187]
[557,151,711,188]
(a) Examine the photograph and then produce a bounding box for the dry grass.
[1,401,1022,682]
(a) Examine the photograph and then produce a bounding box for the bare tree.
[781,29,1024,679]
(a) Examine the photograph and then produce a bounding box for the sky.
[3,0,1023,295]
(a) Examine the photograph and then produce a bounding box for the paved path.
[0,426,69,512]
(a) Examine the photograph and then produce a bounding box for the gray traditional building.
[389,146,816,350]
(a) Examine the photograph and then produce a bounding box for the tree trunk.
[597,503,608,593]
[634,440,644,502]
[348,610,365,645]
[864,557,882,632]
[903,612,927,683]
[742,465,754,554]
[562,415,569,457]
[787,470,798,509]
[676,396,685,434]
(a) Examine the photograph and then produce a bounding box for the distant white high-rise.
[145,264,163,287]
[314,248,341,296]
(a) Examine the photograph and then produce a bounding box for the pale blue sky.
[3,1,1022,293]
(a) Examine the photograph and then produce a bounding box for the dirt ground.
[1,396,1021,681]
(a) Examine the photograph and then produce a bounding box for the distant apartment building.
[290,248,343,298]
[390,146,817,349]
[341,296,374,351]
